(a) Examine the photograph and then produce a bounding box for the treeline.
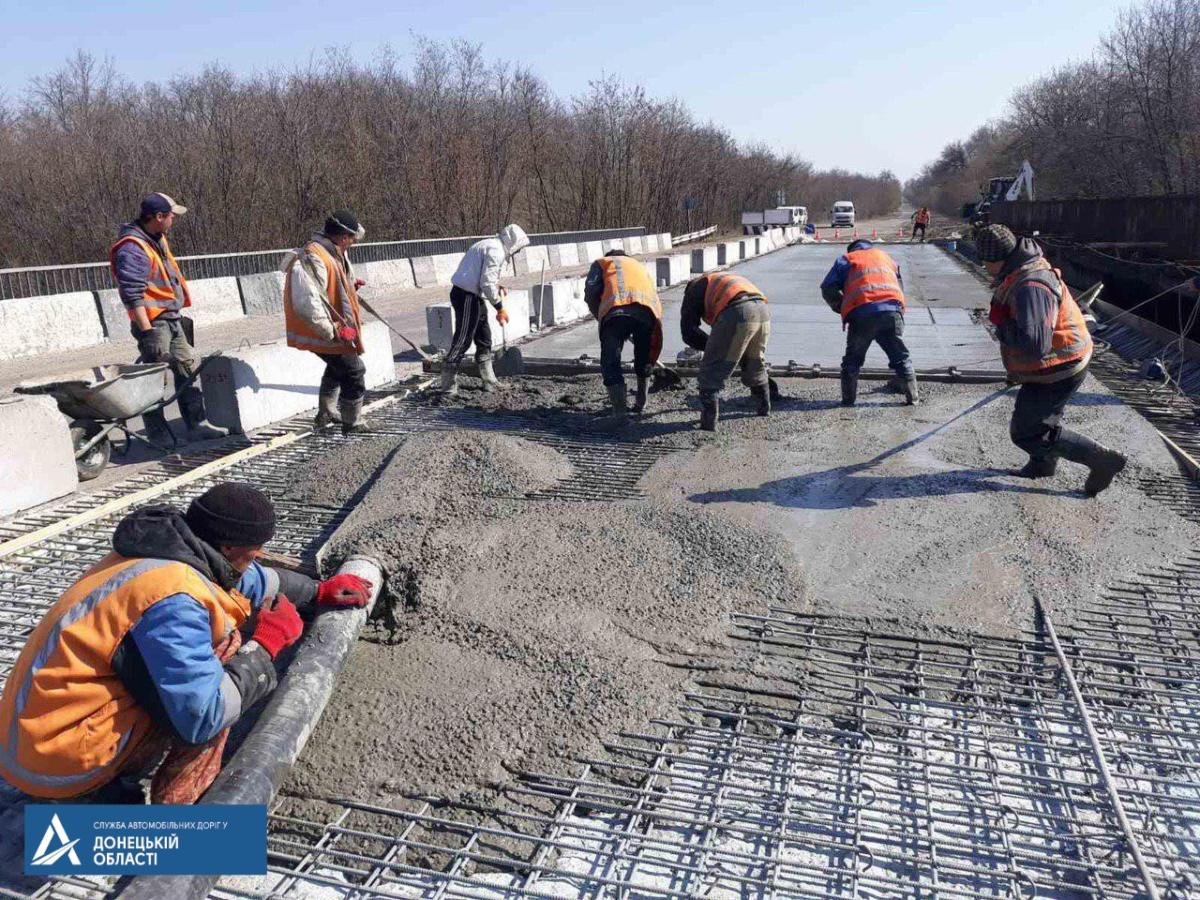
[0,43,899,267]
[905,0,1200,216]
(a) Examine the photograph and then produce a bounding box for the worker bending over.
[110,193,228,445]
[911,206,931,242]
[584,249,663,417]
[976,225,1126,495]
[283,210,371,434]
[0,483,373,804]
[441,224,530,395]
[681,272,771,431]
[821,240,918,406]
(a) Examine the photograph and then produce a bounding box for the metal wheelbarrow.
[15,358,213,480]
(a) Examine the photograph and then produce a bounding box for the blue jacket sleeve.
[114,241,151,309]
[997,283,1056,358]
[236,561,274,612]
[129,595,231,745]
[821,256,850,308]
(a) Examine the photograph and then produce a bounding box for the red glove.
[354,279,366,290]
[252,596,303,659]
[988,302,1011,327]
[496,308,510,326]
[338,325,358,342]
[316,573,373,609]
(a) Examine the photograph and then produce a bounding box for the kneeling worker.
[283,210,371,434]
[0,482,374,804]
[821,239,918,406]
[975,224,1126,495]
[584,249,663,415]
[681,272,771,431]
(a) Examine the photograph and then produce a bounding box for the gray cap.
[974,224,1018,262]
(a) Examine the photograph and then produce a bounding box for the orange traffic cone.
[834,228,840,239]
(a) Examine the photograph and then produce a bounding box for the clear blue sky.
[0,0,1129,180]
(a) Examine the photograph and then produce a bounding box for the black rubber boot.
[1052,429,1128,496]
[632,377,648,413]
[313,391,342,429]
[607,383,629,418]
[751,385,771,417]
[700,392,719,432]
[340,398,371,435]
[840,372,858,407]
[903,375,920,406]
[1012,456,1058,479]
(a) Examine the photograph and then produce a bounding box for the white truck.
[741,205,808,234]
[830,201,855,228]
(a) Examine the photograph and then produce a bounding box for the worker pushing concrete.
[584,249,663,417]
[911,206,931,242]
[976,224,1127,495]
[109,193,229,445]
[681,272,771,431]
[440,224,530,395]
[821,239,919,406]
[0,482,374,804]
[282,210,371,434]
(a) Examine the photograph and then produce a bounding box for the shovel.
[356,294,434,363]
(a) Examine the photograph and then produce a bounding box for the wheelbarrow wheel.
[70,423,111,481]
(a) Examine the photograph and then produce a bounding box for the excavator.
[961,160,1034,224]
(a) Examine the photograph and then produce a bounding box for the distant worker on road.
[0,482,374,804]
[283,210,371,434]
[585,249,663,418]
[911,206,931,242]
[975,224,1126,495]
[441,224,530,396]
[821,240,918,406]
[681,272,771,431]
[109,193,228,445]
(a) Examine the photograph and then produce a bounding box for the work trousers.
[132,317,206,429]
[314,352,367,405]
[698,299,771,395]
[911,223,927,241]
[1009,369,1087,459]
[842,310,913,378]
[447,286,493,366]
[599,306,656,387]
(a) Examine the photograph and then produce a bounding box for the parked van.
[830,201,855,228]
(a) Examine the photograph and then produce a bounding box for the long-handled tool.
[356,294,434,363]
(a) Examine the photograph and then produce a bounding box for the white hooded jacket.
[450,224,530,304]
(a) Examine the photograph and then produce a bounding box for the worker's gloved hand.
[354,278,366,290]
[136,329,168,363]
[251,596,303,659]
[988,302,1011,327]
[338,325,358,343]
[496,307,510,326]
[316,573,373,609]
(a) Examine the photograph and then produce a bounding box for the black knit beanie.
[974,224,1019,262]
[324,209,362,238]
[185,482,276,547]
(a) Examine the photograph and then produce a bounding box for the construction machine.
[962,160,1034,224]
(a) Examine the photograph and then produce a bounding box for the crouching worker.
[0,483,374,804]
[681,272,771,431]
[441,224,531,395]
[283,210,371,434]
[585,249,663,417]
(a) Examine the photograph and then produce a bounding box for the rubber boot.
[340,398,370,435]
[632,376,649,413]
[751,384,771,417]
[903,375,920,406]
[186,419,230,442]
[438,365,459,397]
[700,391,719,432]
[1052,429,1128,497]
[142,408,175,448]
[478,356,500,393]
[607,382,629,419]
[1013,456,1058,479]
[840,372,858,407]
[313,391,342,429]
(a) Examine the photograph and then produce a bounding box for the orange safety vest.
[596,256,664,364]
[283,240,364,355]
[915,208,931,225]
[702,273,766,326]
[992,257,1092,382]
[841,248,905,321]
[108,232,192,322]
[0,554,252,798]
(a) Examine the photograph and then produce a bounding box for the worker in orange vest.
[680,272,771,431]
[821,240,918,406]
[109,193,228,445]
[911,206,931,242]
[976,225,1126,495]
[0,483,374,803]
[282,210,370,434]
[584,250,663,417]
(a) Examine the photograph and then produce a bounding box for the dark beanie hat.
[324,209,363,238]
[974,224,1018,262]
[185,482,276,547]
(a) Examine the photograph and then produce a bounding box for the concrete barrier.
[641,234,659,254]
[425,289,531,352]
[655,254,690,288]
[0,394,78,517]
[623,235,644,255]
[601,239,624,254]
[431,252,464,286]
[238,271,286,317]
[201,321,394,434]
[184,277,247,328]
[513,244,550,277]
[547,242,580,268]
[532,277,588,327]
[739,239,754,260]
[718,241,742,266]
[411,256,438,288]
[691,246,719,274]
[576,240,604,266]
[0,291,106,361]
[355,258,415,296]
[658,233,673,250]
[96,289,132,340]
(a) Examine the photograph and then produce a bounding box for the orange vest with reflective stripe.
[992,257,1092,382]
[283,240,364,355]
[596,256,662,322]
[108,233,192,322]
[841,248,905,321]
[702,273,765,326]
[0,554,252,798]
